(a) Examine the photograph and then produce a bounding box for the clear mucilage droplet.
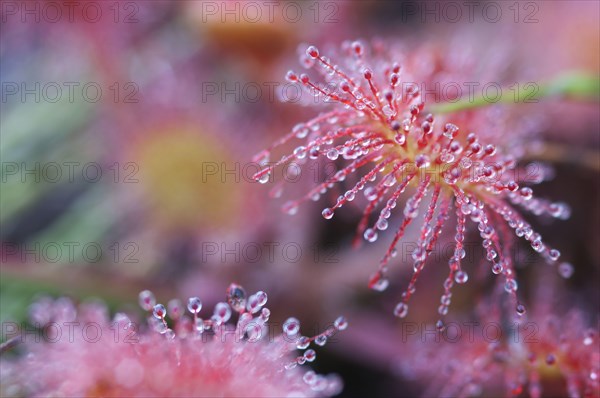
[283,317,301,337]
[213,302,232,324]
[139,290,156,311]
[167,299,182,320]
[283,201,299,215]
[259,307,271,323]
[187,297,202,314]
[371,277,389,292]
[394,302,408,318]
[153,304,166,320]
[394,133,406,145]
[226,283,247,312]
[558,262,574,279]
[246,294,261,314]
[505,279,518,293]
[326,148,339,160]
[296,336,310,349]
[255,291,268,306]
[334,316,348,331]
[364,228,378,242]
[436,320,445,331]
[303,349,316,362]
[314,335,328,346]
[454,270,469,284]
[303,370,317,385]
[376,218,388,231]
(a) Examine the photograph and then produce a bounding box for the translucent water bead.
[187,297,202,314]
[296,336,311,350]
[138,290,156,311]
[153,304,166,320]
[283,317,301,337]
[257,170,271,184]
[303,349,316,362]
[213,302,232,324]
[226,283,247,312]
[282,201,299,215]
[322,208,334,219]
[314,335,328,346]
[364,228,378,242]
[303,370,317,385]
[246,291,268,314]
[435,320,445,332]
[334,316,348,331]
[558,262,574,279]
[370,276,389,292]
[548,249,561,262]
[167,299,183,320]
[27,297,54,326]
[454,270,469,284]
[326,148,339,160]
[394,302,408,318]
[259,308,270,323]
[505,279,518,293]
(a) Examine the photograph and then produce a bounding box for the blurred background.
[1,1,599,397]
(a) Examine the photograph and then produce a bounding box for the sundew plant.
[1,2,599,398]
[250,38,599,397]
[1,284,345,397]
[253,40,580,321]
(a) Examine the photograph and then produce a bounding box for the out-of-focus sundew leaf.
[1,138,100,225]
[432,72,600,114]
[0,98,92,162]
[1,96,97,225]
[29,184,118,264]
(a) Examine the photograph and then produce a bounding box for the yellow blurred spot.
[133,128,241,231]
[87,379,119,397]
